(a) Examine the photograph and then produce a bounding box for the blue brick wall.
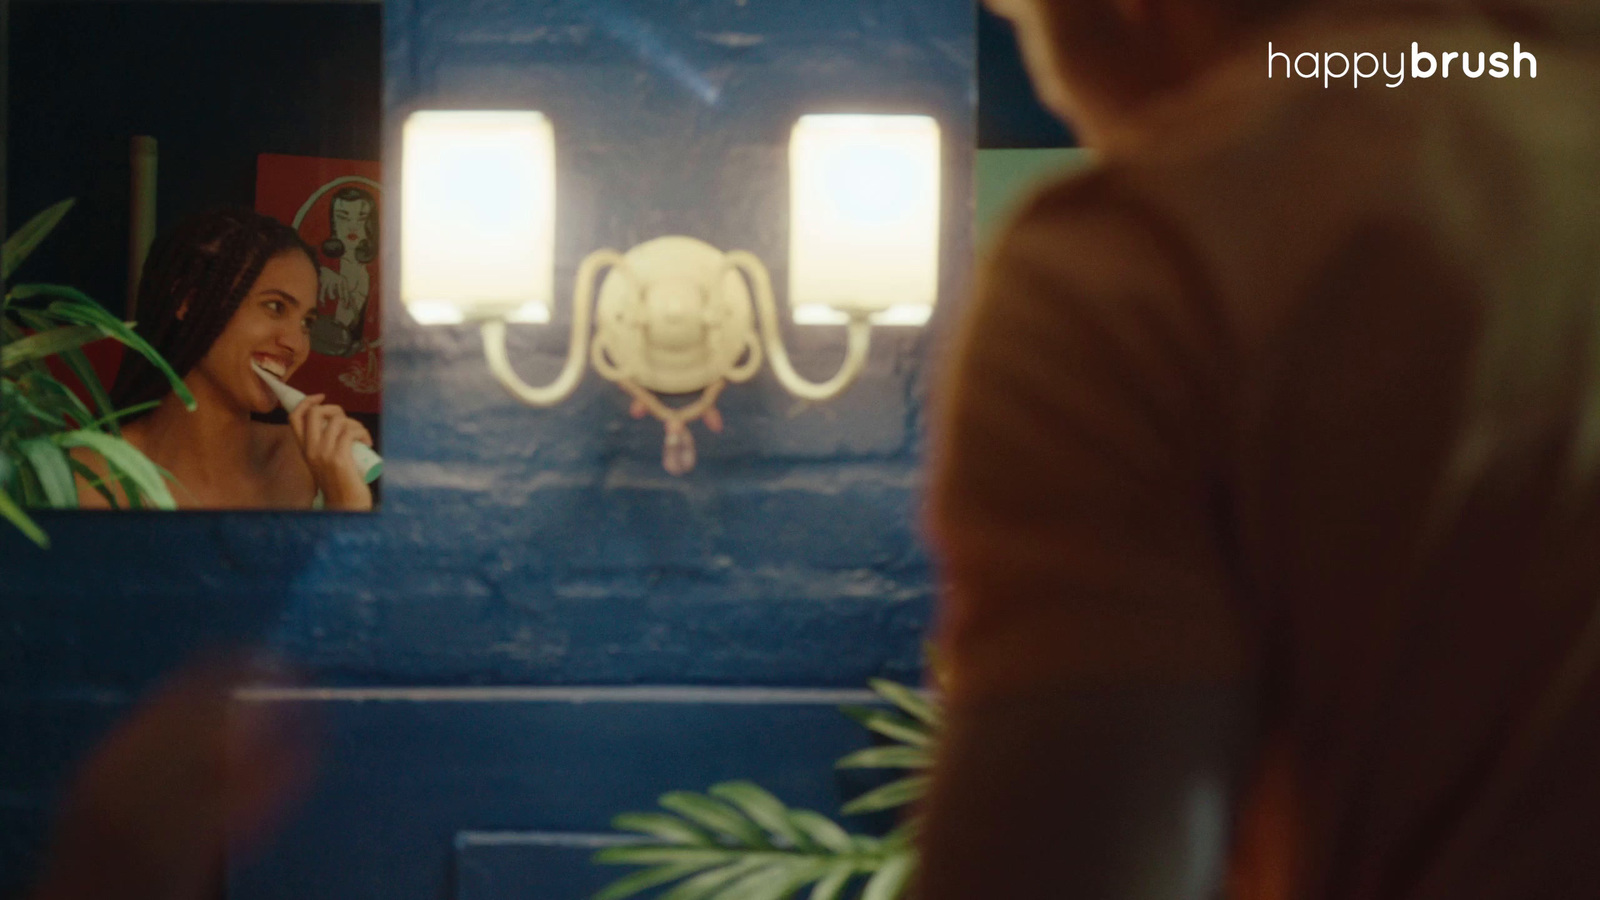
[2,1,972,897]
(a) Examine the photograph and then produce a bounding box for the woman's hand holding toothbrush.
[288,394,373,510]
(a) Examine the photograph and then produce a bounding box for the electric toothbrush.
[250,361,383,484]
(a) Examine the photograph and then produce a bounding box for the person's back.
[1164,14,1600,899]
[919,3,1600,899]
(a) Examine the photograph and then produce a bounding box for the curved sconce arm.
[724,251,871,403]
[481,249,624,407]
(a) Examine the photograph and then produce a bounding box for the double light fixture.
[399,111,942,474]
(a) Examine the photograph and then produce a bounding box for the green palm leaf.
[2,199,74,282]
[807,864,854,900]
[612,812,715,846]
[19,439,76,507]
[881,820,918,849]
[850,835,884,855]
[58,345,122,434]
[593,847,739,868]
[592,862,706,900]
[860,855,913,900]
[657,858,767,900]
[35,294,195,409]
[66,457,117,508]
[1,323,104,370]
[84,400,159,431]
[0,487,48,547]
[717,858,831,900]
[27,373,99,427]
[834,746,932,771]
[3,377,66,428]
[1,318,36,353]
[787,811,854,854]
[840,776,929,816]
[839,708,932,749]
[2,197,196,546]
[596,680,941,900]
[10,308,118,426]
[55,430,174,509]
[710,782,808,849]
[660,792,771,848]
[867,680,940,729]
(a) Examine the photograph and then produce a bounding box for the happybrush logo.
[1268,41,1538,88]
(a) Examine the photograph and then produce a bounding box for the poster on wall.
[254,152,382,415]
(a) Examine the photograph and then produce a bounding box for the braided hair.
[319,186,378,264]
[111,207,317,417]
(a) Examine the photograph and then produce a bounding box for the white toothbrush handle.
[290,392,383,485]
[349,441,383,485]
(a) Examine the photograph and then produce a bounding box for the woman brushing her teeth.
[73,207,374,510]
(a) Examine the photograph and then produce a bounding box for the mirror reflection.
[3,0,383,522]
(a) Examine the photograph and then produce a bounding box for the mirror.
[3,0,385,513]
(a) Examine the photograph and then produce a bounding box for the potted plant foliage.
[594,678,938,900]
[2,199,194,547]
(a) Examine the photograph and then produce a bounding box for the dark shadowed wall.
[5,1,383,319]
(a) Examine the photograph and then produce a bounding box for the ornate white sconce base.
[482,236,872,475]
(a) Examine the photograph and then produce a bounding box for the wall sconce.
[400,110,942,474]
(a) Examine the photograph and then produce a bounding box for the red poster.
[254,153,382,414]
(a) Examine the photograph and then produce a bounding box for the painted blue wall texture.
[2,1,973,898]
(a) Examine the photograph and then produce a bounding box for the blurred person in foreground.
[919,0,1600,898]
[27,657,313,900]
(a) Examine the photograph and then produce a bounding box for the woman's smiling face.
[188,250,319,414]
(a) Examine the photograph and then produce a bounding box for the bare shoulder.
[254,422,317,507]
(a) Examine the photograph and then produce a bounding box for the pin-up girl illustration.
[319,187,377,342]
[291,178,381,359]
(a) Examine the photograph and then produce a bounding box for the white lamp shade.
[400,110,555,325]
[788,114,941,326]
